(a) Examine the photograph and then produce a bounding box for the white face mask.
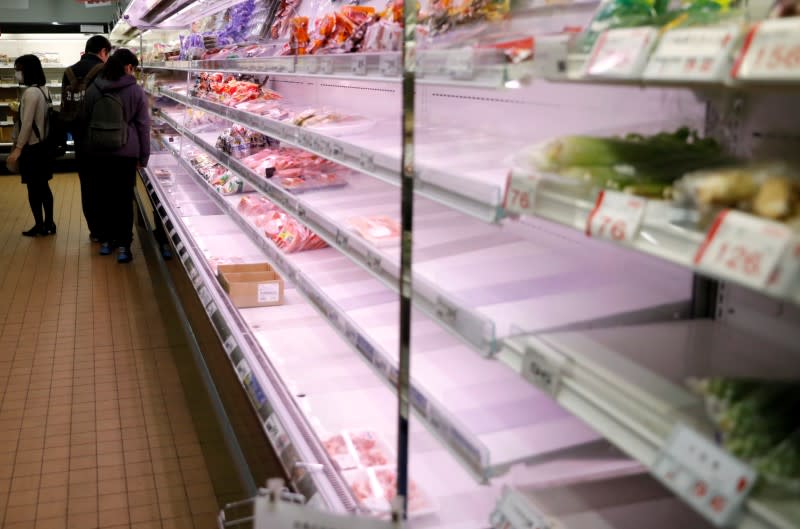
[14,71,23,84]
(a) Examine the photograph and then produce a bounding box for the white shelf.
[154,134,660,481]
[493,474,715,529]
[140,158,352,512]
[158,110,692,359]
[160,82,800,311]
[143,147,648,527]
[501,320,800,529]
[146,49,546,88]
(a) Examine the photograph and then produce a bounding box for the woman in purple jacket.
[83,48,150,263]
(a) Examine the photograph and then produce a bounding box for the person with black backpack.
[82,48,150,264]
[7,54,56,237]
[62,35,111,242]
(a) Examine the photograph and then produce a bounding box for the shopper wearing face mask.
[82,48,150,264]
[7,54,56,237]
[61,35,112,243]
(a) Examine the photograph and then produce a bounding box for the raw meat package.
[237,195,328,253]
[323,430,393,470]
[348,216,400,246]
[343,466,436,517]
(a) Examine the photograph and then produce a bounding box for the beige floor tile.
[0,174,224,529]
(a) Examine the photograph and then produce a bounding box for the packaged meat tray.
[324,430,393,470]
[347,216,400,246]
[343,466,437,518]
[322,434,358,471]
[276,172,348,193]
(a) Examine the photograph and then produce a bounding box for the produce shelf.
[502,320,800,529]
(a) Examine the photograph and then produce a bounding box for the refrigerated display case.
[117,1,800,527]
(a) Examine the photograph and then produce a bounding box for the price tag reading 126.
[733,18,800,81]
[694,210,792,290]
[585,27,659,78]
[586,190,646,243]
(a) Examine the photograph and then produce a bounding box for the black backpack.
[61,62,104,127]
[86,89,128,152]
[30,87,67,159]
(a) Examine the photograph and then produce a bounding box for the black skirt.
[19,142,54,184]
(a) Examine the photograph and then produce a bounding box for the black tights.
[26,181,54,227]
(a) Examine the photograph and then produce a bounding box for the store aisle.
[0,173,221,529]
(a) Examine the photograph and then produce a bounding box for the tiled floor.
[0,173,221,529]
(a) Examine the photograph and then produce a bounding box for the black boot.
[22,225,45,237]
[44,221,56,235]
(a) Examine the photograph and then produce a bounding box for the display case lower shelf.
[139,162,353,513]
[502,321,800,529]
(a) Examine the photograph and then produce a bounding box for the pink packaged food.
[348,430,392,468]
[348,216,400,245]
[344,468,390,513]
[372,467,436,516]
[323,434,358,470]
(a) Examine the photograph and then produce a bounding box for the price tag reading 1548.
[694,210,792,290]
[586,190,646,243]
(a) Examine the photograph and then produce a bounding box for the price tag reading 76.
[585,190,646,243]
[694,210,792,290]
[503,171,542,216]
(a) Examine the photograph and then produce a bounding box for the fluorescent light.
[51,22,60,25]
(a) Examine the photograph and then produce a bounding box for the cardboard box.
[217,263,284,308]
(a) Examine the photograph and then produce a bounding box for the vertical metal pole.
[396,0,417,518]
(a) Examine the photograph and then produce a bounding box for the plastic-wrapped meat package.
[323,434,358,470]
[271,0,303,39]
[348,216,400,246]
[344,469,389,513]
[237,195,278,216]
[349,430,392,467]
[373,467,435,516]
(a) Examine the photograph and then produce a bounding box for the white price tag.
[643,25,741,81]
[351,56,367,76]
[320,57,334,75]
[379,54,400,77]
[205,301,217,317]
[264,414,290,452]
[694,210,792,290]
[223,335,237,355]
[198,286,213,307]
[521,347,560,395]
[503,171,541,216]
[258,282,281,303]
[654,424,756,526]
[733,18,800,81]
[235,359,251,380]
[585,190,646,243]
[446,48,475,79]
[585,27,659,78]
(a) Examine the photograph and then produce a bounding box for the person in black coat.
[61,35,111,242]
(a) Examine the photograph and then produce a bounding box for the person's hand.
[7,147,21,165]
